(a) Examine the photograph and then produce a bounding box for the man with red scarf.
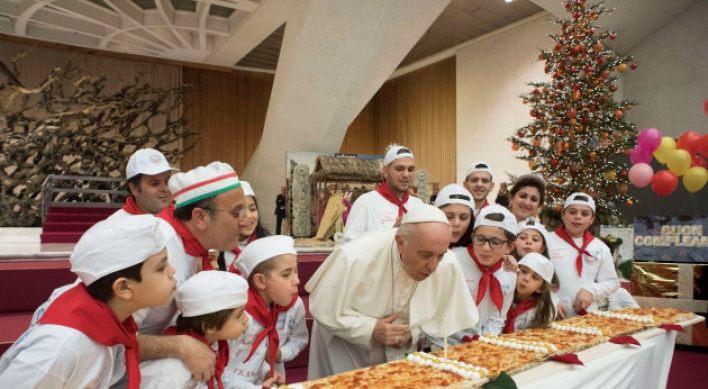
[343,144,424,243]
[0,215,177,389]
[111,148,179,218]
[548,192,619,318]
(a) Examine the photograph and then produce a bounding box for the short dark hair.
[246,256,280,287]
[173,196,217,221]
[86,261,144,302]
[127,174,142,197]
[509,175,546,206]
[176,308,237,336]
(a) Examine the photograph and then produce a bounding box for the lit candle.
[444,314,448,361]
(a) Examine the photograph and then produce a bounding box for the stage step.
[41,205,120,244]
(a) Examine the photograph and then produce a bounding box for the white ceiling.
[0,0,699,72]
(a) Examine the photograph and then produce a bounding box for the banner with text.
[634,215,708,263]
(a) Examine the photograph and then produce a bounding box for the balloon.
[699,134,708,157]
[691,154,707,168]
[628,163,654,188]
[636,128,662,153]
[666,149,692,176]
[651,170,678,196]
[705,98,708,116]
[683,166,708,193]
[653,137,677,164]
[629,145,653,164]
[677,131,701,155]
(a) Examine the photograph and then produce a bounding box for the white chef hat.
[465,161,494,181]
[563,192,596,213]
[383,143,414,165]
[516,217,550,245]
[518,252,555,283]
[434,184,473,210]
[126,148,178,179]
[474,204,517,236]
[236,235,297,278]
[71,215,165,286]
[175,271,249,317]
[400,204,450,226]
[240,181,255,198]
[169,161,241,209]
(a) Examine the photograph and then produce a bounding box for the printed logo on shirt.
[551,249,565,261]
[380,210,397,225]
[583,251,600,265]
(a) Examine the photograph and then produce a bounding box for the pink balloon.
[637,128,662,153]
[629,145,653,165]
[629,163,654,188]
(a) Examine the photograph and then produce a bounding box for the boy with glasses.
[429,205,517,349]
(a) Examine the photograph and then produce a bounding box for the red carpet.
[668,345,708,388]
[41,206,119,243]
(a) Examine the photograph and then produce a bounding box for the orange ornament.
[529,161,537,170]
[614,109,624,118]
[617,63,628,73]
[626,199,634,207]
[572,91,581,101]
[512,143,520,151]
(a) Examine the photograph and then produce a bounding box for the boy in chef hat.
[140,271,249,389]
[0,215,176,389]
[222,235,308,388]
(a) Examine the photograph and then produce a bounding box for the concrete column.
[242,0,450,232]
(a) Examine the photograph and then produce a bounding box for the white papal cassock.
[305,228,478,379]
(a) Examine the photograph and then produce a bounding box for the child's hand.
[556,302,567,319]
[265,348,283,363]
[573,288,594,312]
[502,255,519,273]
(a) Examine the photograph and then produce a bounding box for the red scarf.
[164,327,229,389]
[122,196,144,215]
[157,207,210,270]
[228,234,258,274]
[554,226,595,276]
[38,283,141,389]
[375,181,410,218]
[474,200,490,217]
[503,298,538,334]
[243,287,297,376]
[467,245,504,313]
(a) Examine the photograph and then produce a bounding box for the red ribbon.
[164,327,229,389]
[554,226,595,276]
[553,353,584,365]
[38,284,141,389]
[244,287,297,377]
[503,298,537,334]
[375,181,410,218]
[659,324,686,333]
[461,335,480,342]
[468,246,504,313]
[610,335,641,346]
[474,200,490,217]
[158,206,210,270]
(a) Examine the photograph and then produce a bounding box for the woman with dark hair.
[223,181,271,273]
[508,174,546,223]
[433,184,475,248]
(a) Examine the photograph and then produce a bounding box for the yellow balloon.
[653,136,677,164]
[667,149,692,176]
[683,166,708,193]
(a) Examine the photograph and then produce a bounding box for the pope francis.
[306,204,479,379]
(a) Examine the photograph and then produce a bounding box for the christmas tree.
[508,0,638,225]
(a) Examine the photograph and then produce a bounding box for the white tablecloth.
[514,317,704,389]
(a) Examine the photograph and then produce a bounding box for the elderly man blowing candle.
[305,205,479,379]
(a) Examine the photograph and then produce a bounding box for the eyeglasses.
[471,234,509,249]
[201,206,248,219]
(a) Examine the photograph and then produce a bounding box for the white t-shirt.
[221,298,308,389]
[343,190,424,243]
[548,233,620,317]
[0,324,125,388]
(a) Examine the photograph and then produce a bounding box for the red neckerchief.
[122,196,144,215]
[157,207,210,270]
[554,226,594,276]
[467,245,504,313]
[164,326,228,389]
[503,298,537,334]
[244,287,297,376]
[474,200,490,217]
[38,283,141,389]
[375,181,409,218]
[228,234,258,274]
